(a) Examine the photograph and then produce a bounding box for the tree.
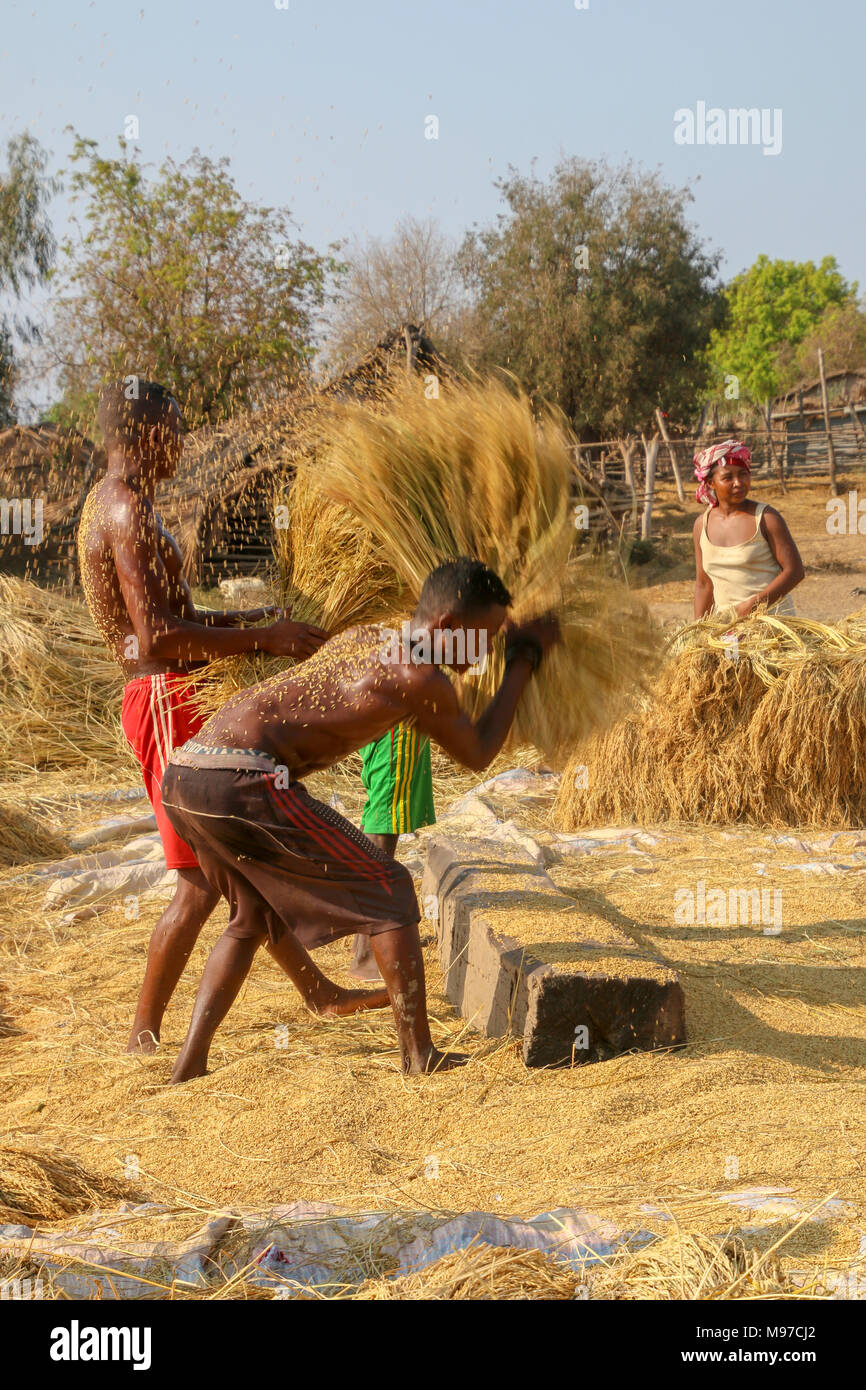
[458,158,723,437]
[0,132,58,424]
[325,215,465,369]
[706,255,855,452]
[781,298,866,386]
[47,136,341,431]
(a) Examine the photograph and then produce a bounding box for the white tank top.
[699,502,795,615]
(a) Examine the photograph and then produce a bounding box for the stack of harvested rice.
[0,575,127,774]
[589,1230,808,1300]
[197,379,658,762]
[0,797,66,868]
[555,609,866,828]
[0,1144,140,1225]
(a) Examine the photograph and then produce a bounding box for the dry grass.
[555,609,866,828]
[0,798,67,868]
[0,576,129,776]
[0,1142,141,1225]
[1,779,864,1295]
[589,1229,823,1300]
[353,1238,584,1299]
[307,377,659,761]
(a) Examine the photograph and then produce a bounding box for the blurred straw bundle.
[555,609,866,829]
[0,796,67,867]
[208,377,656,762]
[0,1143,140,1225]
[190,471,410,718]
[311,378,661,760]
[588,1230,811,1300]
[0,576,127,775]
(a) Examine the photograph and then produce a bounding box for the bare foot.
[404,1046,469,1076]
[309,984,391,1018]
[126,1028,159,1055]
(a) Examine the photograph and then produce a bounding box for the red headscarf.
[693,439,752,507]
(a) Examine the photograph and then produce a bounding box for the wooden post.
[845,399,866,451]
[818,347,839,496]
[654,408,686,503]
[762,399,785,491]
[640,434,660,542]
[619,436,638,534]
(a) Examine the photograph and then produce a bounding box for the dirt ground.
[2,769,864,1281]
[631,472,866,628]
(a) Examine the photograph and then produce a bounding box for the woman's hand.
[734,598,755,618]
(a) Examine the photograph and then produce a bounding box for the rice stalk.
[555,609,866,828]
[0,1144,142,1225]
[0,576,129,775]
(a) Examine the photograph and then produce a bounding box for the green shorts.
[360,722,435,835]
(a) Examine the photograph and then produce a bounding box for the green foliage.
[49,136,342,431]
[458,158,723,436]
[40,386,97,435]
[706,255,856,406]
[0,132,58,425]
[780,298,866,388]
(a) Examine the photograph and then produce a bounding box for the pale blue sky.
[2,0,864,406]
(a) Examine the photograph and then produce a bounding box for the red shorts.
[121,673,206,870]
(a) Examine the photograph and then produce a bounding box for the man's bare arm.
[155,525,289,632]
[112,500,326,662]
[410,659,536,772]
[407,615,559,771]
[195,605,285,627]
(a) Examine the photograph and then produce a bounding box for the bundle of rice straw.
[192,379,657,760]
[0,576,127,774]
[0,797,67,868]
[589,1230,810,1300]
[0,1144,140,1225]
[256,377,657,763]
[555,608,866,829]
[353,1237,582,1300]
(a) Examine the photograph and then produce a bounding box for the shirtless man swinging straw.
[161,557,559,1081]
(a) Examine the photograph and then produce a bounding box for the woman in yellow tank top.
[692,439,804,620]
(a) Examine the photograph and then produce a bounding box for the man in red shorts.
[78,378,338,1053]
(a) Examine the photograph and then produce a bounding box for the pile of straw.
[0,797,66,867]
[353,1238,582,1299]
[590,1230,811,1300]
[0,1144,139,1225]
[555,609,866,828]
[195,379,657,760]
[0,576,127,774]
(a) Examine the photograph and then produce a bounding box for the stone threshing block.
[421,834,685,1068]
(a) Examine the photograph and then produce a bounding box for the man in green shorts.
[349,720,435,980]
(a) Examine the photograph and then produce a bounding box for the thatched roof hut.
[0,423,103,585]
[159,324,449,582]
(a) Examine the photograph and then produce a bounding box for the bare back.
[201,625,451,777]
[79,477,201,680]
